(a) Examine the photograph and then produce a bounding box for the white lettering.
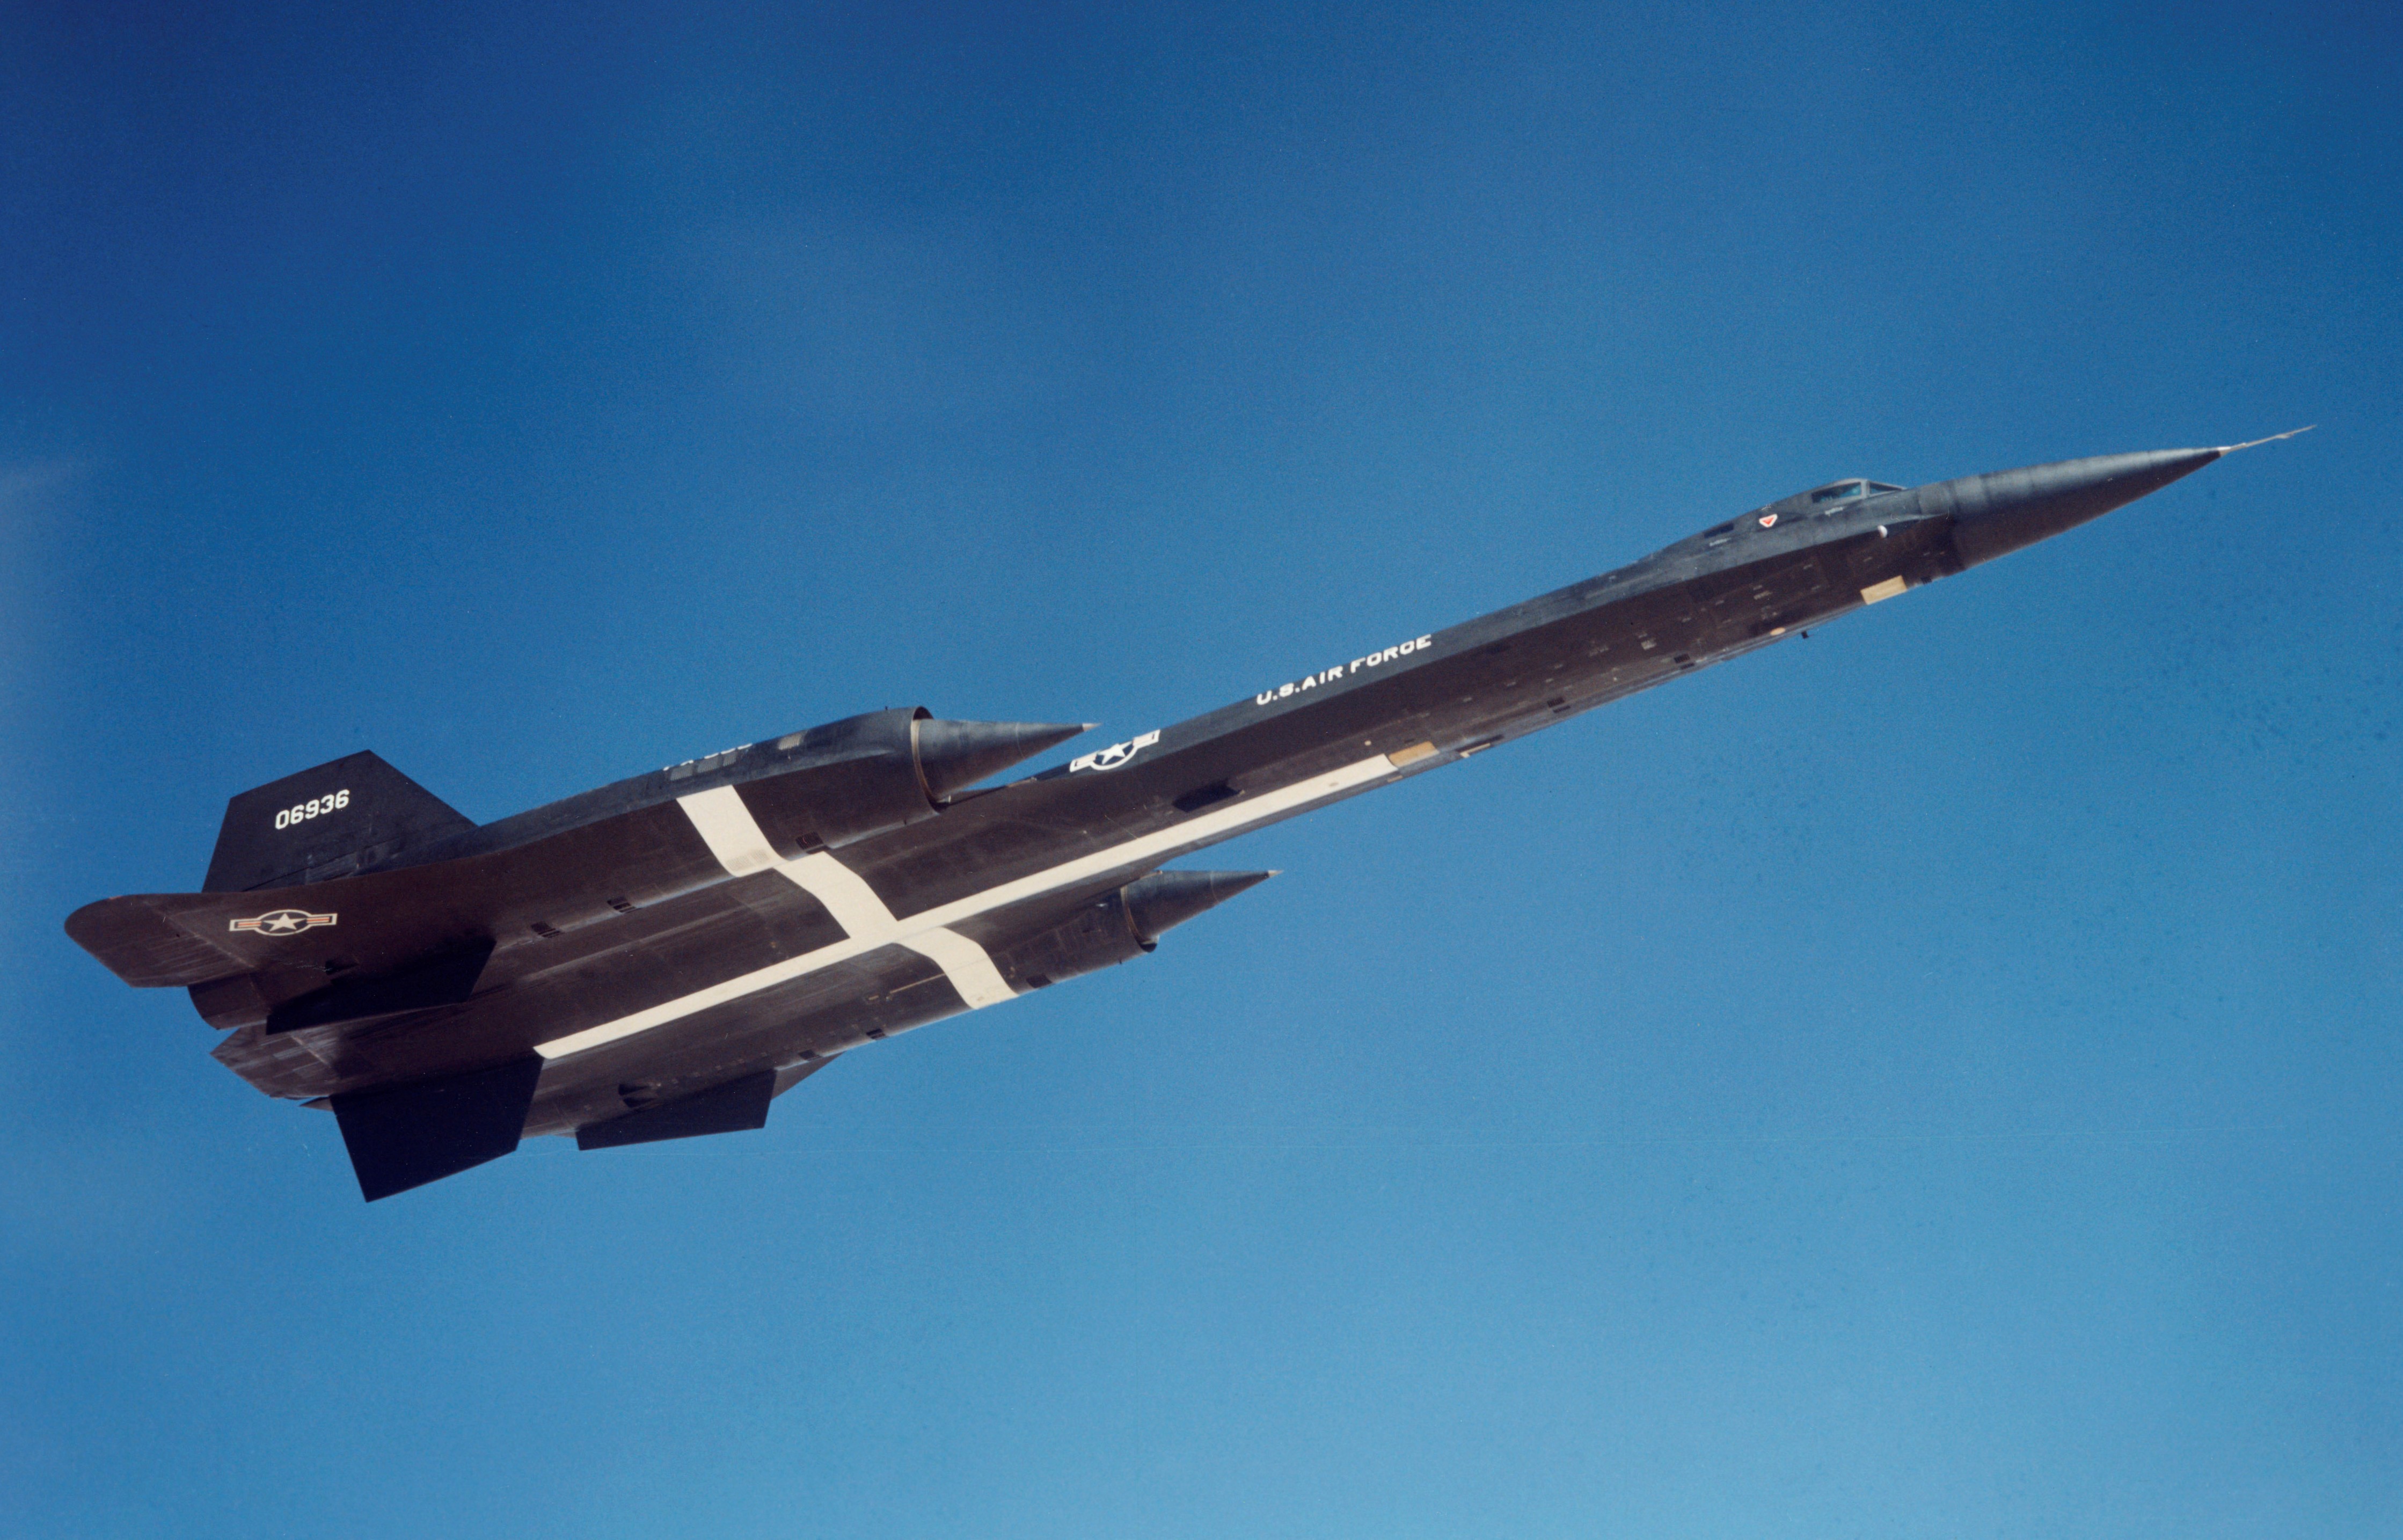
[272,789,352,833]
[1254,631,1441,707]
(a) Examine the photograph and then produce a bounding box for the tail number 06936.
[275,789,350,830]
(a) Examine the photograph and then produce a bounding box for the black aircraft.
[67,434,2305,1199]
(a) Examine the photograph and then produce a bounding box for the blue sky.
[6,3,2398,1535]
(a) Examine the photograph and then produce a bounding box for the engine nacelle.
[735,708,1086,855]
[991,870,1276,991]
[733,707,940,856]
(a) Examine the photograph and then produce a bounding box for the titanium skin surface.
[67,438,2295,1199]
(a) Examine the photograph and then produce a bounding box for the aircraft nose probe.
[1940,427,2313,570]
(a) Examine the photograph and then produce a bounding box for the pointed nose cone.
[914,718,1092,799]
[1943,447,2222,569]
[1123,869,1276,945]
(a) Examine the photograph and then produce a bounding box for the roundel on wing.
[230,908,338,936]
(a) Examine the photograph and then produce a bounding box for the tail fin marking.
[202,751,474,894]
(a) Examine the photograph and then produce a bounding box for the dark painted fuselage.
[69,444,2234,1195]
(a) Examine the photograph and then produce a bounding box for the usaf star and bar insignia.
[230,909,338,936]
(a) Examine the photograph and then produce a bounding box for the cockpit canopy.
[1692,476,1912,551]
[1809,479,1905,503]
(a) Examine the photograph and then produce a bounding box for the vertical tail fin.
[332,1056,543,1201]
[202,751,476,893]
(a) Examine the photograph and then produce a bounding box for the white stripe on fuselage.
[653,786,1017,1027]
[898,927,1017,1009]
[674,784,783,876]
[532,753,1400,1059]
